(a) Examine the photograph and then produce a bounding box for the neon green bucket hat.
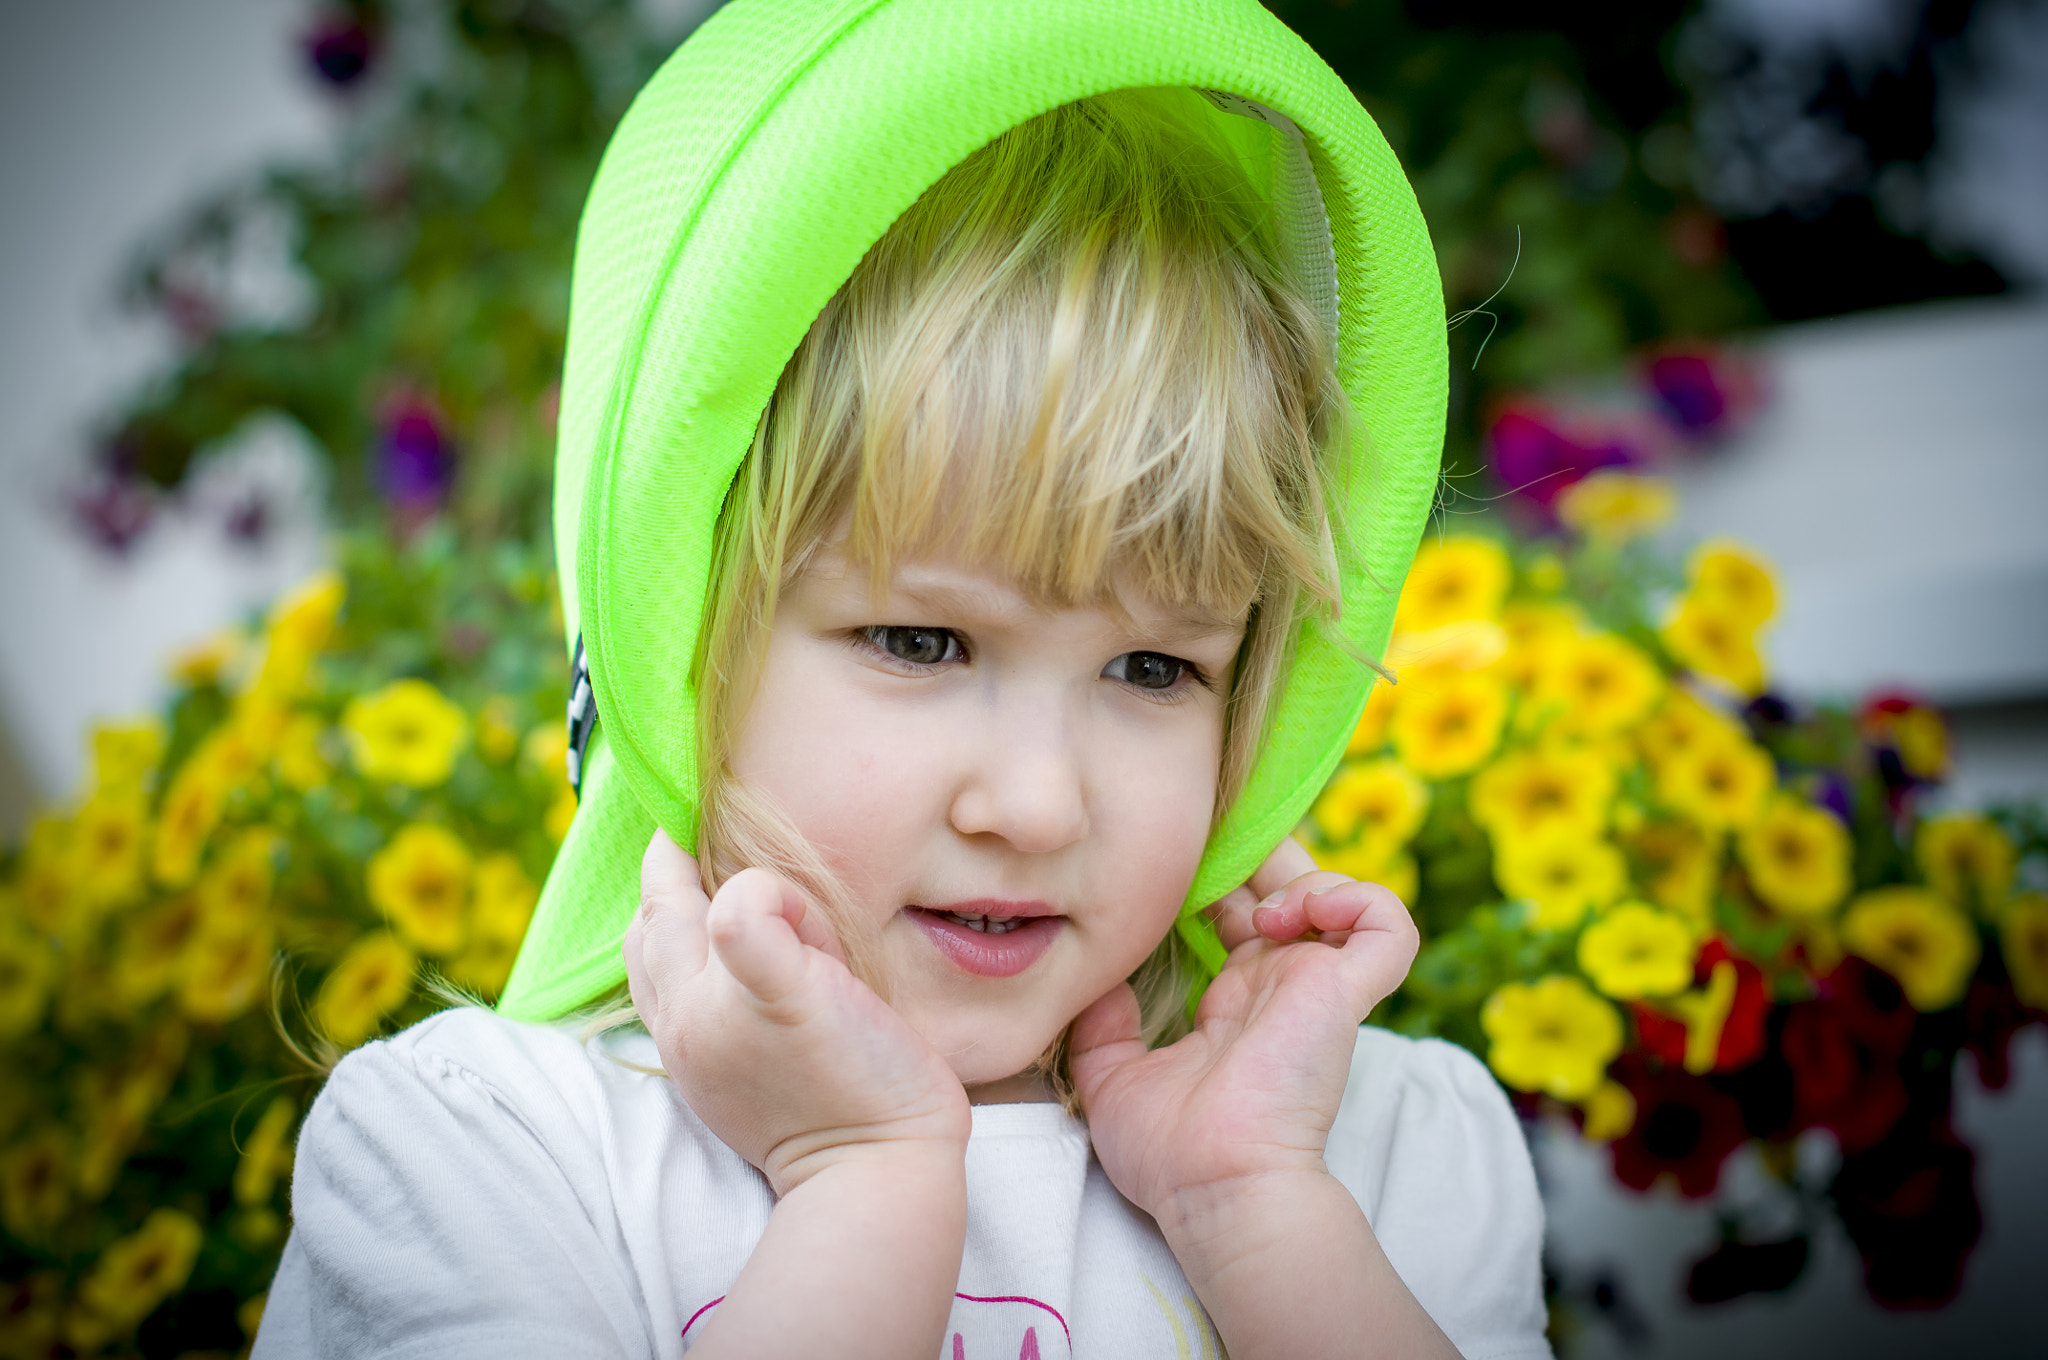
[498,0,1445,1022]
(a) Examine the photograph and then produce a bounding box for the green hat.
[498,0,1445,1022]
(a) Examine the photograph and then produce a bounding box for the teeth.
[941,911,1022,935]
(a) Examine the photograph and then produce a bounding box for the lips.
[908,901,1062,978]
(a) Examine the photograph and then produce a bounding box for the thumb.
[706,868,815,1009]
[1068,983,1145,1112]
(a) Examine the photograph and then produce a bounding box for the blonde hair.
[693,90,1350,1064]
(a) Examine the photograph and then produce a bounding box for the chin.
[929,1016,1064,1090]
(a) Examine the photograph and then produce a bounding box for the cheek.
[726,638,941,863]
[1090,714,1223,931]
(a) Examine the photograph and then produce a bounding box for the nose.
[947,698,1091,854]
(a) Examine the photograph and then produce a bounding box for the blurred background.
[0,1,2043,1355]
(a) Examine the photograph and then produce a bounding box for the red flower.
[1816,958,1917,1060]
[1779,1000,1909,1154]
[1629,938,1770,1074]
[1609,1056,1750,1197]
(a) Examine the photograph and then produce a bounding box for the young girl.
[256,1,1549,1356]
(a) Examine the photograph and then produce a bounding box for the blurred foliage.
[1271,0,1759,476]
[1313,484,2046,1311]
[99,0,1767,540]
[0,538,571,1355]
[101,0,674,547]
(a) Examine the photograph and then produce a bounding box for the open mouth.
[908,904,1062,978]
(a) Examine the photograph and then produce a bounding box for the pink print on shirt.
[680,1291,1073,1359]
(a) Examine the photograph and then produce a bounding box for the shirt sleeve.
[252,1013,655,1360]
[1324,1029,1552,1360]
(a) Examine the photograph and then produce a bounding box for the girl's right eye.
[862,626,963,667]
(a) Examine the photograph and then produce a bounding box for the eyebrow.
[883,568,1245,644]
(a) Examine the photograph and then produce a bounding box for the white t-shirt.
[254,1007,1550,1359]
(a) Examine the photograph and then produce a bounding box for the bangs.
[757,90,1348,621]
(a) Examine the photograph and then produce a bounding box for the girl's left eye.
[1103,651,1188,691]
[863,626,963,666]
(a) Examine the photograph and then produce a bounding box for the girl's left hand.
[1069,837,1419,1222]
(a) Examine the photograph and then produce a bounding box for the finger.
[1251,869,1352,941]
[638,829,711,971]
[1304,878,1403,936]
[1246,836,1319,902]
[1067,982,1146,1112]
[625,830,712,1025]
[1208,836,1322,950]
[1326,885,1422,1017]
[706,869,814,1008]
[1205,883,1262,952]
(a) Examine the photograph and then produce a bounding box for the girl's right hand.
[623,830,970,1198]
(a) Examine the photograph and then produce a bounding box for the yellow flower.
[1495,832,1629,930]
[345,679,469,787]
[1661,595,1767,696]
[69,791,149,907]
[275,712,331,791]
[233,1096,297,1207]
[1840,887,1981,1012]
[1655,732,1775,830]
[447,854,540,996]
[269,569,346,652]
[1523,552,1567,595]
[178,921,275,1024]
[1527,631,1664,736]
[0,1129,69,1241]
[369,823,473,955]
[1385,620,1510,676]
[1579,1078,1637,1141]
[255,570,346,699]
[1396,536,1512,632]
[1637,688,1744,771]
[314,932,417,1049]
[1578,902,1697,999]
[1312,759,1430,852]
[476,696,522,763]
[1345,680,1400,757]
[1738,795,1852,917]
[73,1207,203,1333]
[1688,539,1778,627]
[170,628,246,688]
[90,721,165,794]
[1916,815,2016,915]
[1890,706,1949,781]
[1481,975,1623,1100]
[0,925,55,1038]
[1389,671,1509,779]
[0,1271,62,1358]
[151,759,227,889]
[73,1027,186,1202]
[1309,842,1419,907]
[523,721,569,777]
[196,827,278,937]
[1470,744,1614,844]
[1999,894,2048,1009]
[111,895,203,1009]
[1556,471,1675,543]
[1628,820,1720,924]
[545,784,579,844]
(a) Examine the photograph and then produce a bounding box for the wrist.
[766,1131,968,1201]
[1154,1164,1343,1270]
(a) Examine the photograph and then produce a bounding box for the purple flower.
[378,401,454,513]
[305,12,376,88]
[1646,348,1761,443]
[71,471,156,554]
[1485,401,1641,516]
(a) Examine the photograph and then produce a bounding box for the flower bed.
[2,508,2044,1349]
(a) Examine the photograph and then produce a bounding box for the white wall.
[0,0,337,805]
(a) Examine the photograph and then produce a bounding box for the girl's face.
[727,543,1242,1097]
